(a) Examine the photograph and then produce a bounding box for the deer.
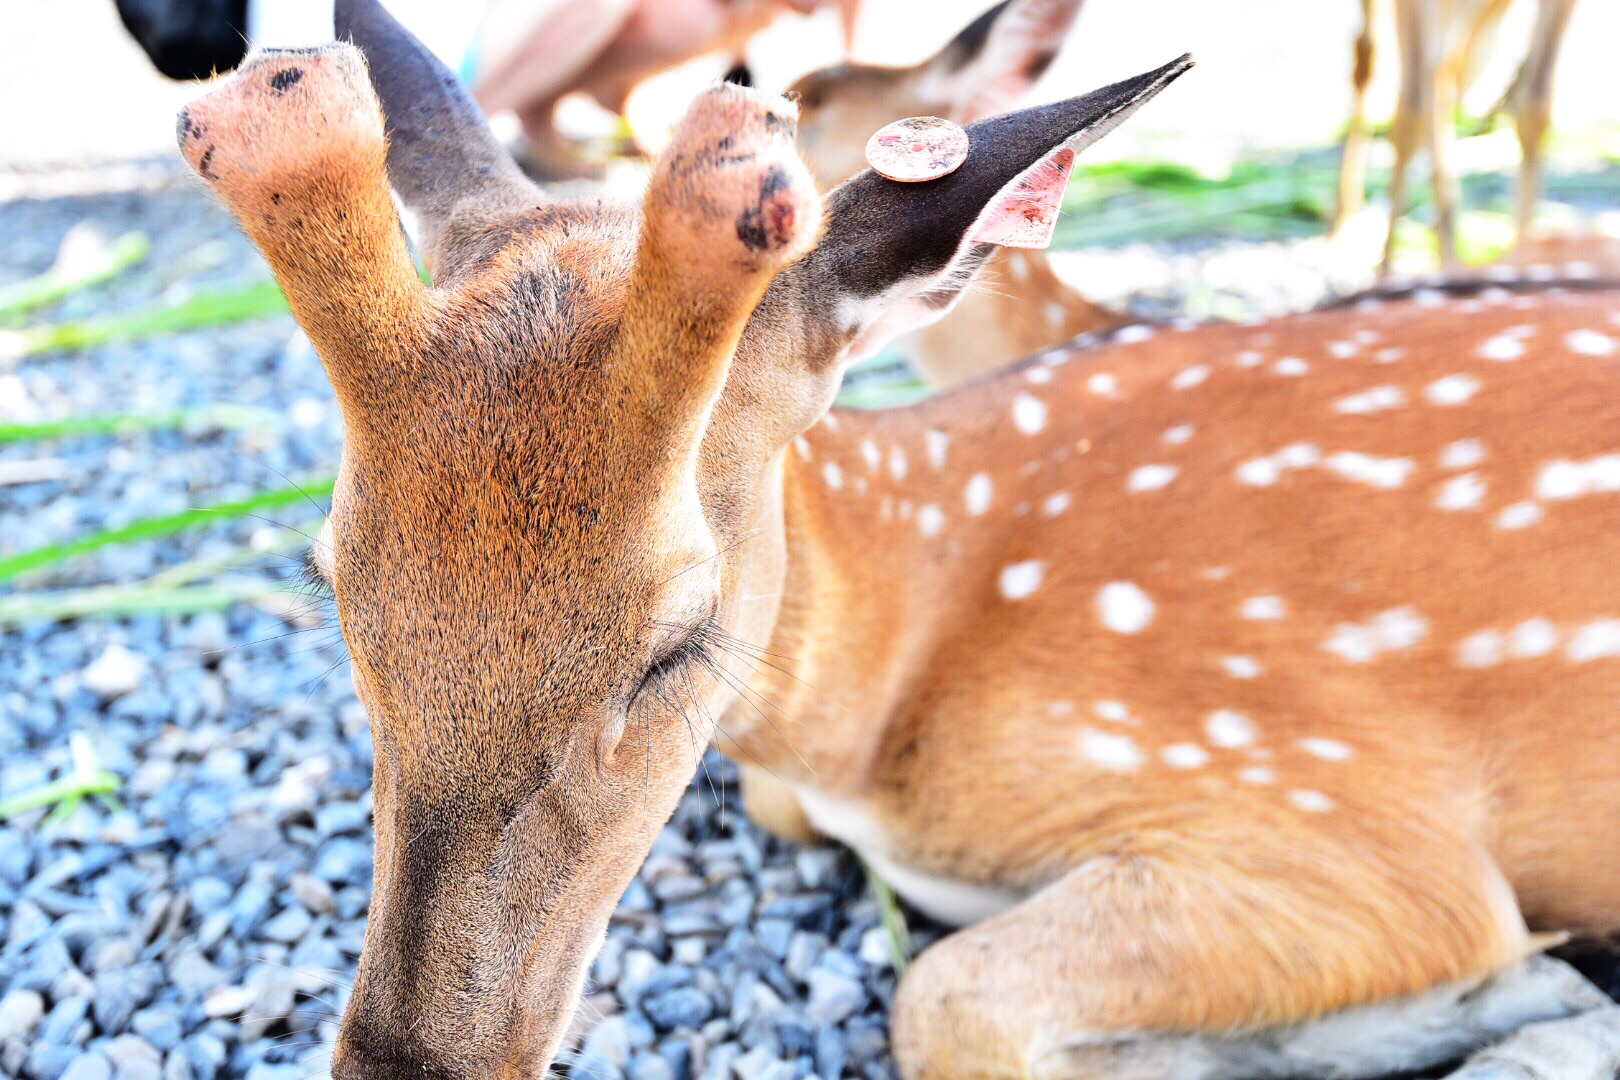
[177,0,1620,1076]
[789,0,1130,389]
[1334,0,1582,275]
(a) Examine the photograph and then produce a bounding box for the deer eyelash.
[637,612,722,702]
[298,547,334,598]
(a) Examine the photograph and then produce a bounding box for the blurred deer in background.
[179,0,1620,1075]
[791,0,1131,388]
[1334,0,1581,274]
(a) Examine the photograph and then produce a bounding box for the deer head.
[176,1,1187,1072]
[792,0,1088,187]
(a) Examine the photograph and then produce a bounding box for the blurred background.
[1,1,1618,1078]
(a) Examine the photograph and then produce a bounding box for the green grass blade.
[0,577,289,626]
[0,403,279,444]
[1,279,290,359]
[0,479,333,584]
[0,233,151,318]
[860,857,914,973]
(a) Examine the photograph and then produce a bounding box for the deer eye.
[632,611,721,705]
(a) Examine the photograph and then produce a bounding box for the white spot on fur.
[925,430,949,470]
[1025,365,1053,384]
[1440,439,1486,469]
[916,504,944,537]
[999,560,1045,601]
[1567,329,1616,357]
[1239,767,1276,785]
[860,440,881,471]
[1335,386,1405,414]
[1045,301,1066,328]
[1288,789,1335,812]
[1163,424,1194,445]
[1241,596,1286,620]
[1171,365,1210,390]
[822,462,843,489]
[1127,464,1178,493]
[889,447,908,481]
[1093,700,1134,724]
[794,437,812,460]
[1568,619,1620,662]
[1041,491,1071,517]
[1116,325,1155,344]
[1425,374,1481,406]
[965,473,993,515]
[1299,737,1354,761]
[1087,372,1118,396]
[1221,656,1262,679]
[1322,607,1428,663]
[1327,340,1359,359]
[1536,456,1620,501]
[1097,582,1155,634]
[1162,743,1210,769]
[1079,728,1143,772]
[1273,357,1309,376]
[1277,443,1322,469]
[1235,350,1263,368]
[1012,393,1048,435]
[1236,457,1282,486]
[1457,630,1505,668]
[1496,501,1544,530]
[1206,710,1257,749]
[1007,252,1029,282]
[1375,346,1407,363]
[1435,472,1487,511]
[1325,452,1414,489]
[1478,334,1525,361]
[1509,618,1559,658]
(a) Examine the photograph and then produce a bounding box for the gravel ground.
[2,163,1616,1080]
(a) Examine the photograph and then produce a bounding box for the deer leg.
[1334,0,1379,236]
[738,764,820,844]
[1429,68,1463,271]
[1506,0,1579,243]
[176,45,431,397]
[890,815,1547,1079]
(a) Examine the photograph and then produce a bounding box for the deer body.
[739,288,1620,934]
[177,4,1620,1075]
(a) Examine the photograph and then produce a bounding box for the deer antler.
[177,45,432,401]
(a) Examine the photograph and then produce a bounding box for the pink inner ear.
[969,148,1075,250]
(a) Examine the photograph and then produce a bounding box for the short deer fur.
[180,3,1620,1077]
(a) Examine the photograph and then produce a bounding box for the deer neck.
[903,249,1122,388]
[723,384,1104,788]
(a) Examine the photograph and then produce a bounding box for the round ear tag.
[865,116,969,182]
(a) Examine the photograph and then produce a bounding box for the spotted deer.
[178,1,1620,1077]
[1334,0,1581,274]
[790,0,1128,388]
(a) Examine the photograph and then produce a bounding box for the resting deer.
[179,1,1620,1076]
[790,0,1128,388]
[1334,0,1581,274]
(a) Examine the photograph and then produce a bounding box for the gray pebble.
[0,989,44,1042]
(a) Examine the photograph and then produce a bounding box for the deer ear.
[930,0,1088,125]
[795,55,1190,364]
